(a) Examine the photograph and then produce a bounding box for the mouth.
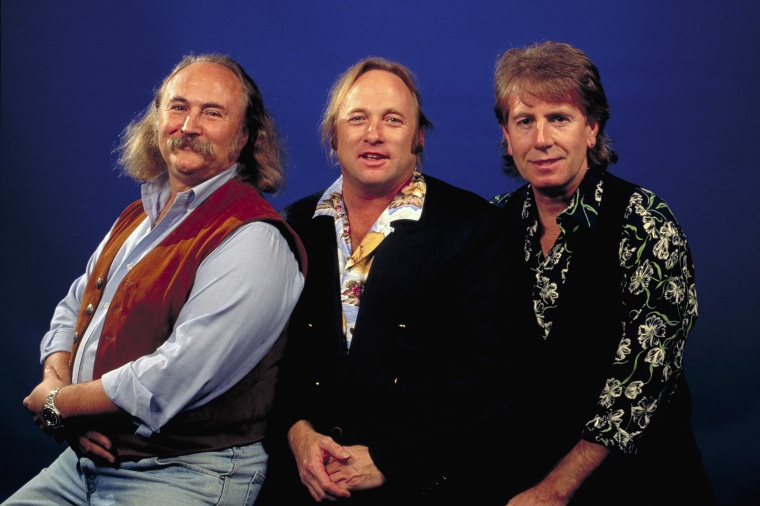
[360,152,388,161]
[531,157,561,167]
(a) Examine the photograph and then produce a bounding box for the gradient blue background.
[2,1,758,504]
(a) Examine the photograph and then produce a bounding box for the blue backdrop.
[2,2,758,504]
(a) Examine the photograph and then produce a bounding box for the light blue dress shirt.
[39,165,304,436]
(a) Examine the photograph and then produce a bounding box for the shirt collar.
[313,170,426,222]
[561,170,604,230]
[140,164,240,222]
[520,170,605,231]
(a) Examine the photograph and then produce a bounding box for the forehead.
[162,62,244,108]
[507,80,583,112]
[342,69,415,112]
[509,92,583,114]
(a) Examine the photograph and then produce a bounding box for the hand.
[23,365,67,434]
[325,444,386,492]
[506,485,568,506]
[70,430,117,465]
[288,421,352,501]
[506,439,608,505]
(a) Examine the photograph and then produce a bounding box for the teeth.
[365,154,381,160]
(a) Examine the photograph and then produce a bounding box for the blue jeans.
[2,443,267,505]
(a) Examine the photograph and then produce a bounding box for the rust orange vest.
[70,178,306,458]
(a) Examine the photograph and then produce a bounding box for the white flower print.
[600,378,624,408]
[537,275,559,304]
[632,397,658,428]
[665,276,686,305]
[629,259,653,295]
[688,283,698,317]
[616,337,632,361]
[619,237,635,266]
[645,345,665,367]
[625,380,645,399]
[608,409,624,427]
[653,235,671,260]
[665,251,679,270]
[638,314,666,349]
[641,212,657,238]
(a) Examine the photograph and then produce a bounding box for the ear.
[414,129,425,154]
[586,120,599,148]
[501,124,513,156]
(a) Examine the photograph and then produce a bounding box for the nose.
[181,112,200,135]
[534,120,552,149]
[365,119,382,144]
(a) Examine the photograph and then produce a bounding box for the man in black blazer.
[260,57,513,506]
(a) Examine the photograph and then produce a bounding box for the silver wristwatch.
[42,387,64,429]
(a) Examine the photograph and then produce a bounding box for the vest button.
[73,332,79,343]
[85,304,94,316]
[96,277,103,289]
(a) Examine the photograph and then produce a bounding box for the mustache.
[166,136,214,160]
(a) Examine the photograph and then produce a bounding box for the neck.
[342,180,407,249]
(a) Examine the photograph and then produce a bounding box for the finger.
[319,478,351,498]
[78,435,116,464]
[84,431,113,450]
[322,442,351,462]
[88,444,116,464]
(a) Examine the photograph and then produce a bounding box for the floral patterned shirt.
[491,171,698,453]
[314,170,425,350]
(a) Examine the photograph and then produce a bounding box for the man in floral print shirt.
[491,41,714,505]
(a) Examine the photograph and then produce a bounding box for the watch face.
[43,408,61,428]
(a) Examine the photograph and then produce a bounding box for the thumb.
[326,443,351,461]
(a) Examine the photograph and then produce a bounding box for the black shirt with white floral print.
[491,171,698,454]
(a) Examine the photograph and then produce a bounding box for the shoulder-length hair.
[494,41,617,177]
[116,53,286,194]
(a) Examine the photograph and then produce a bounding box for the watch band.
[42,387,63,429]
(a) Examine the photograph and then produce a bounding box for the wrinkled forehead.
[160,62,246,112]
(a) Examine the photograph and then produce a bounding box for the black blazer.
[263,175,514,505]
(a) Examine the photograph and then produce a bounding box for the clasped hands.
[23,364,117,465]
[288,421,386,502]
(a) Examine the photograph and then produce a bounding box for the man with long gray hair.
[4,53,305,505]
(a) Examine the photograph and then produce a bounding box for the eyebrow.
[343,107,406,117]
[166,95,228,111]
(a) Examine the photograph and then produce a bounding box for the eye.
[386,116,403,125]
[170,104,187,112]
[514,117,533,127]
[550,114,569,123]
